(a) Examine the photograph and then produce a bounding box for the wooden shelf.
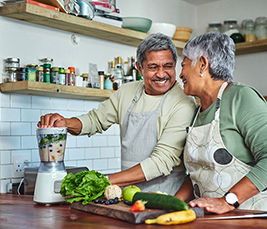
[0,3,186,55]
[0,81,114,101]
[235,39,267,55]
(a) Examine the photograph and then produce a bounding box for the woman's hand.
[37,113,67,128]
[189,197,234,214]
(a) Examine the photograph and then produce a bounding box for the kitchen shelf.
[0,3,186,55]
[0,81,114,101]
[235,39,267,55]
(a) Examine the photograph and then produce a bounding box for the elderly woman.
[175,33,267,214]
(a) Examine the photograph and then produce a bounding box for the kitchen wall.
[1,0,267,194]
[0,0,196,193]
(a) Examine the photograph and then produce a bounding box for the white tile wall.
[0,94,121,193]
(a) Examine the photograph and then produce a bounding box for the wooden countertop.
[1,194,267,228]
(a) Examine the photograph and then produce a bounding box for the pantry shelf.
[0,3,186,55]
[235,39,267,55]
[0,81,114,101]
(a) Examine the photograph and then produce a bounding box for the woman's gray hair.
[183,33,235,82]
[136,33,178,68]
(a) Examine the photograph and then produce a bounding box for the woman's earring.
[200,71,203,77]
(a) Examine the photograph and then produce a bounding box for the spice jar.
[255,17,267,40]
[65,69,70,85]
[206,21,222,34]
[43,64,51,83]
[243,20,256,42]
[51,67,59,84]
[5,67,18,82]
[17,67,27,81]
[81,73,89,87]
[26,64,37,81]
[39,58,53,66]
[58,67,65,85]
[222,19,240,36]
[36,66,44,82]
[68,67,76,86]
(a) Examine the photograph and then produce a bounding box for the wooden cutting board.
[71,201,172,224]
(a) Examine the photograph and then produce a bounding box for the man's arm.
[109,164,146,186]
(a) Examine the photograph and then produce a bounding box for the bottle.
[243,20,256,42]
[104,74,113,90]
[65,69,70,85]
[113,57,124,90]
[43,63,51,83]
[98,71,105,89]
[68,67,76,86]
[58,67,65,85]
[18,67,27,81]
[255,17,267,40]
[36,66,44,82]
[51,67,59,84]
[127,56,137,81]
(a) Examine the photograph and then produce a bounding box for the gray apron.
[121,83,185,195]
[184,82,267,210]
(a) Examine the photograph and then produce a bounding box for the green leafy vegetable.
[39,134,66,145]
[60,170,111,205]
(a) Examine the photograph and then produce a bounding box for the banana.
[145,209,196,225]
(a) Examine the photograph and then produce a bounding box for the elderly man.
[38,33,196,195]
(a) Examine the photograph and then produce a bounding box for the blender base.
[33,171,67,204]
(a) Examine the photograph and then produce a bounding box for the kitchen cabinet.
[0,81,114,101]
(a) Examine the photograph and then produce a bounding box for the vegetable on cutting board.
[145,209,196,225]
[130,200,148,212]
[132,192,188,211]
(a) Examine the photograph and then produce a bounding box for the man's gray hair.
[136,33,178,68]
[183,33,235,82]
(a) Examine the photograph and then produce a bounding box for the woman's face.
[179,57,202,96]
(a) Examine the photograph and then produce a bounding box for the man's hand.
[37,113,67,128]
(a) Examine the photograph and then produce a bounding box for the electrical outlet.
[13,154,31,178]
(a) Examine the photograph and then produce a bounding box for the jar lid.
[58,68,65,73]
[6,57,20,63]
[98,71,104,75]
[208,21,222,26]
[36,66,44,71]
[5,67,18,71]
[255,16,267,25]
[68,67,75,72]
[26,64,38,68]
[51,67,59,71]
[20,67,27,72]
[224,19,238,24]
[65,69,70,73]
[40,58,53,62]
[81,73,88,78]
[43,63,51,68]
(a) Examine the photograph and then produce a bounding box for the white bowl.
[148,23,176,37]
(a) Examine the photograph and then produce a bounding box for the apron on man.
[184,82,267,210]
[121,83,185,195]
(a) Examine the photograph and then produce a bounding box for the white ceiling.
[181,0,222,5]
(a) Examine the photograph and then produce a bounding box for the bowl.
[172,27,193,42]
[122,17,152,33]
[147,23,176,37]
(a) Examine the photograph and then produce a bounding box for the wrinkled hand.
[37,113,67,128]
[189,197,234,214]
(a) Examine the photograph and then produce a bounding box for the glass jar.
[240,19,250,36]
[68,67,76,86]
[222,19,240,36]
[58,67,65,85]
[65,69,70,85]
[81,73,89,87]
[17,67,27,81]
[26,64,37,81]
[243,20,256,42]
[4,67,18,82]
[5,57,20,69]
[206,21,222,34]
[255,16,267,40]
[36,66,44,82]
[43,63,51,83]
[51,67,59,84]
[39,58,53,66]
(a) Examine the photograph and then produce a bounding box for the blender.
[34,127,67,205]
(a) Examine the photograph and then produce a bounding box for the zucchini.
[132,192,188,211]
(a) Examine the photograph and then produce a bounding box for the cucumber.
[132,192,188,211]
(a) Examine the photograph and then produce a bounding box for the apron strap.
[214,81,228,120]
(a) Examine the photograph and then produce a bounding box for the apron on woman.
[121,83,185,195]
[184,82,267,210]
